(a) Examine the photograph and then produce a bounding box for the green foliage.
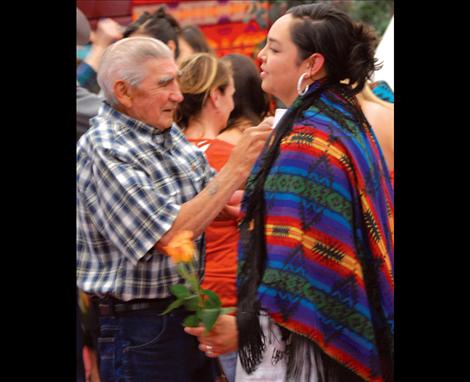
[170,284,190,299]
[183,314,200,327]
[337,0,394,36]
[162,264,235,332]
[161,298,185,315]
[183,295,200,311]
[259,0,393,37]
[201,289,222,309]
[198,308,221,332]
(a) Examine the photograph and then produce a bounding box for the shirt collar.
[99,102,175,148]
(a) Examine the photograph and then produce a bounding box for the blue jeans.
[97,308,218,381]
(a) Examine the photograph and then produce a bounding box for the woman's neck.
[227,117,253,132]
[184,114,223,140]
[217,117,253,145]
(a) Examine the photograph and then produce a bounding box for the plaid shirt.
[77,103,215,301]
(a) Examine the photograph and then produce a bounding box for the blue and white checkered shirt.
[77,103,215,301]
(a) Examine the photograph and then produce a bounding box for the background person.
[123,7,182,61]
[218,53,270,145]
[357,83,394,183]
[177,24,215,65]
[77,18,124,93]
[177,52,237,381]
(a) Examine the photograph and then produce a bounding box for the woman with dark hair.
[186,3,394,382]
[217,53,270,146]
[177,25,215,65]
[179,52,272,382]
[123,7,182,60]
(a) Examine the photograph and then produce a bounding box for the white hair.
[97,36,173,106]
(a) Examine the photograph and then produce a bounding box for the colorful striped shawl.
[238,82,394,382]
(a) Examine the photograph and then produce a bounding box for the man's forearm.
[156,163,244,249]
[156,118,274,251]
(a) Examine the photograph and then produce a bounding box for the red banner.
[131,0,270,58]
[201,20,266,59]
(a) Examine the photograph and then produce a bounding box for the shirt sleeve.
[191,143,217,183]
[89,145,181,265]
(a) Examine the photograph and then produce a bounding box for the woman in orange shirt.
[177,53,269,382]
[177,53,238,382]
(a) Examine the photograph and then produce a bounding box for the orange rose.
[163,230,195,264]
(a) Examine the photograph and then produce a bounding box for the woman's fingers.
[184,325,206,337]
[199,343,218,357]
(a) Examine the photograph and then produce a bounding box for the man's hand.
[226,117,274,181]
[155,118,273,250]
[184,315,238,357]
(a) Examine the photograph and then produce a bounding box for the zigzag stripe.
[284,131,346,163]
[266,223,364,282]
[357,193,393,284]
[283,129,363,184]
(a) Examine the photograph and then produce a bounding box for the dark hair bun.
[348,22,382,92]
[288,3,383,94]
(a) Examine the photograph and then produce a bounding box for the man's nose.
[170,90,184,103]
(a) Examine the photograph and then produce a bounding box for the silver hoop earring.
[297,72,309,96]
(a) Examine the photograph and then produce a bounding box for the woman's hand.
[214,190,244,221]
[227,190,244,206]
[184,314,238,357]
[214,204,241,221]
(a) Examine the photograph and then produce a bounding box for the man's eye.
[158,77,174,87]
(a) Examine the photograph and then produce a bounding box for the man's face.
[126,58,183,130]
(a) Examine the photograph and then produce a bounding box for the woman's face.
[177,37,195,66]
[257,14,306,107]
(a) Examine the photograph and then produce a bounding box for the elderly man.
[77,36,272,382]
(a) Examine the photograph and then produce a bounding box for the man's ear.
[305,53,325,79]
[113,80,133,108]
